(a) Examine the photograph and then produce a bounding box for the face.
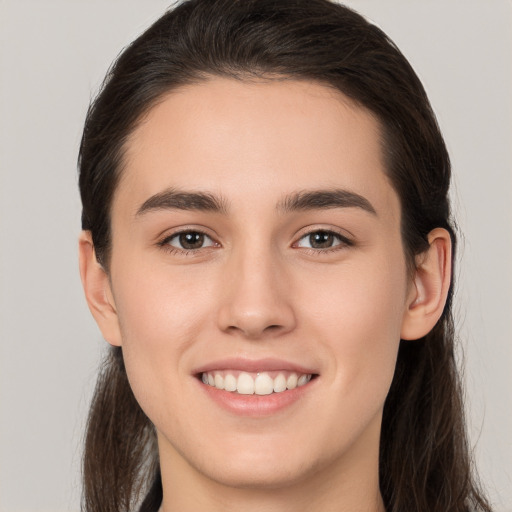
[104,78,414,490]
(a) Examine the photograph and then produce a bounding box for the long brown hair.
[78,1,492,511]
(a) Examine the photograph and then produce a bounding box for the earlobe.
[78,231,122,347]
[401,228,452,340]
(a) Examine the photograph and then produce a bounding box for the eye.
[295,230,352,250]
[164,230,216,250]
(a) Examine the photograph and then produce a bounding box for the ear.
[401,228,452,340]
[78,231,122,347]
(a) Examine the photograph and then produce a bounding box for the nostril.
[224,322,287,338]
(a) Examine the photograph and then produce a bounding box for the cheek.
[302,253,407,396]
[109,258,219,413]
[113,258,216,348]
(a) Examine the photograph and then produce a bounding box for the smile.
[201,370,313,395]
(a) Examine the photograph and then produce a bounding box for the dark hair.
[78,1,491,511]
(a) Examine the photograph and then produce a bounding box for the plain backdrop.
[0,1,511,511]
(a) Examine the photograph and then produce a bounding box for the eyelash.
[293,229,354,254]
[158,229,218,256]
[157,228,354,256]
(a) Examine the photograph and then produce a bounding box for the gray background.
[0,1,510,511]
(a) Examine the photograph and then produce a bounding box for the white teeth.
[224,373,237,392]
[214,374,224,390]
[297,374,312,387]
[201,371,313,395]
[254,373,274,395]
[237,372,255,395]
[273,373,287,393]
[286,373,298,390]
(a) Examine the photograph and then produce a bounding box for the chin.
[198,455,318,491]
[189,430,345,492]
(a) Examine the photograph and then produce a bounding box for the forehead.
[116,77,398,220]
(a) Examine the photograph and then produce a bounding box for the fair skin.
[79,78,451,512]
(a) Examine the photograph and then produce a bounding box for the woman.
[77,1,492,511]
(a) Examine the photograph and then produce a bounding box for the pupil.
[179,232,204,249]
[310,231,333,248]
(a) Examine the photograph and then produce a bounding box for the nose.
[217,246,297,340]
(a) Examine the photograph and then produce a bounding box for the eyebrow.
[277,189,377,215]
[136,188,228,216]
[135,187,376,217]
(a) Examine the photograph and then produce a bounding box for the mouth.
[194,358,319,416]
[200,370,315,395]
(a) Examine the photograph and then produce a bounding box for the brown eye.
[309,231,335,248]
[167,231,215,250]
[296,230,351,250]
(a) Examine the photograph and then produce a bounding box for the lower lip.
[198,377,317,417]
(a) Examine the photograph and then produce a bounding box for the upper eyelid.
[167,231,214,242]
[158,230,219,254]
[291,228,355,253]
[156,226,353,248]
[294,226,354,242]
[293,234,354,246]
[158,226,218,244]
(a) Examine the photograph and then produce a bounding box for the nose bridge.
[217,237,296,338]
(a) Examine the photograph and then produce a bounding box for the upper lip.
[193,357,318,375]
